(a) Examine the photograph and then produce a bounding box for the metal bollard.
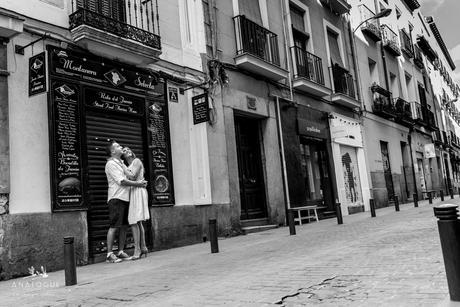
[451,188,454,200]
[441,190,445,202]
[209,219,219,253]
[336,202,343,225]
[64,236,77,286]
[287,209,296,235]
[434,204,460,301]
[394,195,400,212]
[429,192,433,204]
[413,193,418,207]
[370,199,376,217]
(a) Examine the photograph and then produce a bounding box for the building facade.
[349,0,457,207]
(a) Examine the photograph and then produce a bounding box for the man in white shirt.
[105,140,147,263]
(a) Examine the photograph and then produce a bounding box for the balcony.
[413,45,424,69]
[420,105,437,130]
[433,130,443,146]
[381,25,401,57]
[0,8,24,39]
[291,47,330,97]
[319,0,351,15]
[233,15,288,81]
[371,84,394,119]
[400,29,414,59]
[330,64,359,108]
[69,0,161,65]
[359,5,381,42]
[394,97,414,126]
[417,35,437,62]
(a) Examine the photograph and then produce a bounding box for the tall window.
[202,0,213,56]
[76,0,125,21]
[290,4,309,50]
[327,29,343,67]
[390,72,400,97]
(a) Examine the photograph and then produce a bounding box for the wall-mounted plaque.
[49,79,85,211]
[147,93,175,204]
[29,52,47,96]
[192,93,209,125]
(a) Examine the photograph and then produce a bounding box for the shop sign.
[84,88,144,115]
[424,143,436,159]
[29,52,47,96]
[49,80,85,211]
[297,107,328,139]
[147,96,175,204]
[192,93,209,125]
[168,86,179,103]
[47,46,163,95]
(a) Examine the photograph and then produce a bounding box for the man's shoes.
[117,250,132,261]
[106,253,122,263]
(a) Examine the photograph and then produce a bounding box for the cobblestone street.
[0,198,454,306]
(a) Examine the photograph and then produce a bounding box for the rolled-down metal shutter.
[85,113,144,256]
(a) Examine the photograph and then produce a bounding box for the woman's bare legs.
[131,223,141,256]
[138,221,147,252]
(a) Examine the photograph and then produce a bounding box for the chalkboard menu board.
[147,95,174,204]
[49,79,85,211]
[192,93,209,125]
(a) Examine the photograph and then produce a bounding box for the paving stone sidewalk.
[0,198,458,306]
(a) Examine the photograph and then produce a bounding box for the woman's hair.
[123,147,137,159]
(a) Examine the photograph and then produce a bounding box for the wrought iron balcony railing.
[233,15,280,66]
[69,0,161,50]
[381,25,401,57]
[373,95,396,118]
[414,45,424,69]
[291,46,324,85]
[359,5,381,41]
[400,29,414,58]
[394,97,413,124]
[332,63,355,98]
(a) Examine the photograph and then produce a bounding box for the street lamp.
[353,8,392,34]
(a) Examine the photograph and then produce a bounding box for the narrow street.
[0,198,453,306]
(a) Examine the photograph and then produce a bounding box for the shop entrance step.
[241,224,278,235]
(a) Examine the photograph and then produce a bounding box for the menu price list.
[148,98,174,204]
[51,80,84,210]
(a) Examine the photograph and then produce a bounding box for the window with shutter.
[327,29,343,67]
[76,0,125,21]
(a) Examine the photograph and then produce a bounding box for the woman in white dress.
[122,147,150,259]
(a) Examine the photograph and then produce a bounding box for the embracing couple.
[104,140,150,263]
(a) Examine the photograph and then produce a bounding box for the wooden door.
[235,117,267,220]
[380,141,395,200]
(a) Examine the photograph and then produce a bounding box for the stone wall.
[150,203,238,250]
[0,212,87,280]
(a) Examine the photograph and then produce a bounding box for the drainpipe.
[274,96,291,223]
[280,0,293,101]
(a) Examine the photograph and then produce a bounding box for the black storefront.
[281,102,336,217]
[46,46,174,259]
